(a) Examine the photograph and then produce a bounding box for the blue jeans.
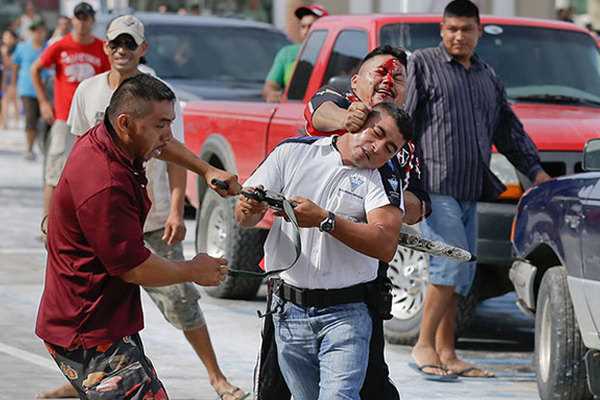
[272,294,372,400]
[420,194,477,296]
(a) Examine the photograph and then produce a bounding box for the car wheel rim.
[388,245,429,320]
[539,296,551,383]
[206,201,227,258]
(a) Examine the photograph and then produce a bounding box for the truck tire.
[384,225,479,345]
[196,189,266,299]
[383,236,430,345]
[535,266,591,400]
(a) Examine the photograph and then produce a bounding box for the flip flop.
[216,386,251,400]
[408,362,460,382]
[451,366,496,379]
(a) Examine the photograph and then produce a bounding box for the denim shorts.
[420,194,477,297]
[143,229,205,331]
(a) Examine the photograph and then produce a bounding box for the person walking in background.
[18,1,41,42]
[0,29,20,129]
[405,0,551,379]
[262,4,328,102]
[48,15,72,46]
[12,18,47,161]
[31,1,109,227]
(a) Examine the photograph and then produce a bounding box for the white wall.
[349,0,373,14]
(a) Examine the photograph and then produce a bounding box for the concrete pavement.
[0,126,540,399]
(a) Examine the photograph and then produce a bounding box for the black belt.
[273,278,368,308]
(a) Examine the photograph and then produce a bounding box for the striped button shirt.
[405,43,542,201]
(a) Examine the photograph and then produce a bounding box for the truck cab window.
[322,30,368,88]
[287,30,328,101]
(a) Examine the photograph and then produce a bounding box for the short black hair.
[444,0,480,24]
[107,74,175,122]
[369,102,413,143]
[360,45,408,69]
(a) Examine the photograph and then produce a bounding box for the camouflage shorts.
[143,229,205,331]
[45,334,168,399]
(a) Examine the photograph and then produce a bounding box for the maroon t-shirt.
[36,119,152,349]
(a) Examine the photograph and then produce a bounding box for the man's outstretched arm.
[158,139,241,197]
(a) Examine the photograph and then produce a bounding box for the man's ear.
[115,113,132,136]
[139,42,149,57]
[103,41,111,57]
[350,74,359,93]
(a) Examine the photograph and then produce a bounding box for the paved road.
[0,126,540,399]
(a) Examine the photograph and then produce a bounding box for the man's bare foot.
[411,344,448,376]
[212,378,249,400]
[441,355,495,378]
[36,383,78,399]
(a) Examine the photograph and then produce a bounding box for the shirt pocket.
[331,187,366,223]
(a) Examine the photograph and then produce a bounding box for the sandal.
[216,386,250,400]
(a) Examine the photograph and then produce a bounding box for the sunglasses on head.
[108,36,138,51]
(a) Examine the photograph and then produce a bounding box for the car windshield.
[380,23,600,104]
[144,24,289,83]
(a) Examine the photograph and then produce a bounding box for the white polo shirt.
[67,70,184,233]
[244,136,404,290]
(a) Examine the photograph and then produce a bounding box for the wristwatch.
[319,211,336,233]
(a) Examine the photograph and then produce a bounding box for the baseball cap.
[294,4,329,19]
[106,15,145,45]
[73,2,96,18]
[29,17,46,31]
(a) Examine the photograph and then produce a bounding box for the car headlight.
[490,153,523,200]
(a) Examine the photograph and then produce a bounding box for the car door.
[581,176,600,330]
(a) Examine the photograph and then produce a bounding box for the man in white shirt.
[38,15,248,400]
[236,102,411,400]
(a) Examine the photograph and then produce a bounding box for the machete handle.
[211,179,229,191]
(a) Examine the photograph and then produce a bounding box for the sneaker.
[24,151,36,161]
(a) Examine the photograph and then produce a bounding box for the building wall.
[590,0,600,29]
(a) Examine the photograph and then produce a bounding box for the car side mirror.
[583,139,600,171]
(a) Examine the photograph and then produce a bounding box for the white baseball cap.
[106,15,145,45]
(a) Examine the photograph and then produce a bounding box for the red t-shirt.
[35,119,151,349]
[38,33,110,121]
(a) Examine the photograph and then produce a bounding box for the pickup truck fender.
[196,133,238,208]
[510,182,568,312]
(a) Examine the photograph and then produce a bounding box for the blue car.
[510,139,600,400]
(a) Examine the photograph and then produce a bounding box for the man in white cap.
[37,15,249,400]
[262,4,329,102]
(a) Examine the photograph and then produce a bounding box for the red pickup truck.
[183,14,600,344]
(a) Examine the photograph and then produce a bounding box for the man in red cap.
[262,4,328,102]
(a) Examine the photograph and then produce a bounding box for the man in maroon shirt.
[36,74,237,400]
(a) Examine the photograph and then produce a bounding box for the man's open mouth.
[375,88,395,99]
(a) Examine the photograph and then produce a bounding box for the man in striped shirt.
[405,0,550,378]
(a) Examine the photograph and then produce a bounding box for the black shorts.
[21,96,40,130]
[44,334,169,399]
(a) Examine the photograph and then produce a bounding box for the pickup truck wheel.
[384,225,480,345]
[384,236,429,345]
[196,189,266,300]
[535,266,591,400]
[384,225,435,345]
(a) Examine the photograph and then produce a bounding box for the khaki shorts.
[143,228,205,331]
[45,120,74,187]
